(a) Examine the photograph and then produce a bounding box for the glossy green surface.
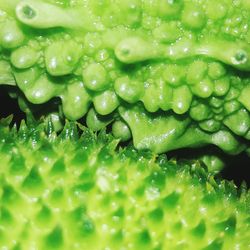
[0,118,249,250]
[0,0,250,154]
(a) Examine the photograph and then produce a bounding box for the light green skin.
[0,119,249,250]
[0,0,250,155]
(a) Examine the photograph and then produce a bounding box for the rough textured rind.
[0,117,249,250]
[0,0,250,155]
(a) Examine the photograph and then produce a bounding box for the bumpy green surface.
[0,117,249,250]
[0,0,250,154]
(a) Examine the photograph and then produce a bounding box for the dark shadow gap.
[220,152,250,188]
[0,86,26,126]
[167,146,250,188]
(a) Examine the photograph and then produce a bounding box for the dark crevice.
[167,146,250,188]
[0,86,25,126]
[220,152,250,188]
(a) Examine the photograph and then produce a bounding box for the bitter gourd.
[0,117,249,250]
[0,0,250,155]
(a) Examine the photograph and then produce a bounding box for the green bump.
[200,154,225,174]
[114,76,143,103]
[86,108,113,132]
[2,185,20,207]
[223,109,250,136]
[49,188,65,208]
[155,0,182,17]
[112,207,125,220]
[44,226,63,249]
[172,85,192,114]
[186,61,208,85]
[162,191,180,209]
[191,78,214,98]
[10,153,26,175]
[202,238,223,250]
[35,206,53,228]
[141,84,160,113]
[153,22,181,43]
[93,90,119,115]
[137,230,151,246]
[71,150,90,169]
[50,157,65,176]
[148,208,164,222]
[181,3,206,29]
[11,46,39,69]
[13,67,41,91]
[14,68,61,104]
[214,78,230,96]
[83,63,108,91]
[78,217,95,237]
[0,207,13,227]
[45,40,82,76]
[199,119,221,133]
[225,87,240,101]
[24,75,61,104]
[191,220,206,238]
[0,19,25,49]
[215,215,236,235]
[239,85,250,111]
[163,64,185,87]
[61,81,91,120]
[208,62,226,80]
[112,120,131,142]
[209,96,223,109]
[84,32,103,55]
[118,0,142,26]
[205,0,227,20]
[22,167,44,196]
[190,103,211,121]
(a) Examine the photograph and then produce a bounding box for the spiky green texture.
[0,0,250,154]
[0,117,249,250]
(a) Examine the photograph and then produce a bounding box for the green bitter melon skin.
[0,117,249,250]
[0,0,250,154]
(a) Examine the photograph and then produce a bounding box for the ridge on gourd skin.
[0,117,249,250]
[0,0,250,155]
[118,104,249,155]
[1,0,249,69]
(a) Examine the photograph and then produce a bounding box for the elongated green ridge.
[0,117,249,250]
[0,0,250,155]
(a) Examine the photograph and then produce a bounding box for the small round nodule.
[11,46,39,69]
[181,4,206,30]
[83,63,109,91]
[112,120,131,142]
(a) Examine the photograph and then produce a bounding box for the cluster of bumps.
[0,0,250,249]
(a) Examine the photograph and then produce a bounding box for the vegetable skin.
[0,0,249,155]
[0,117,249,250]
